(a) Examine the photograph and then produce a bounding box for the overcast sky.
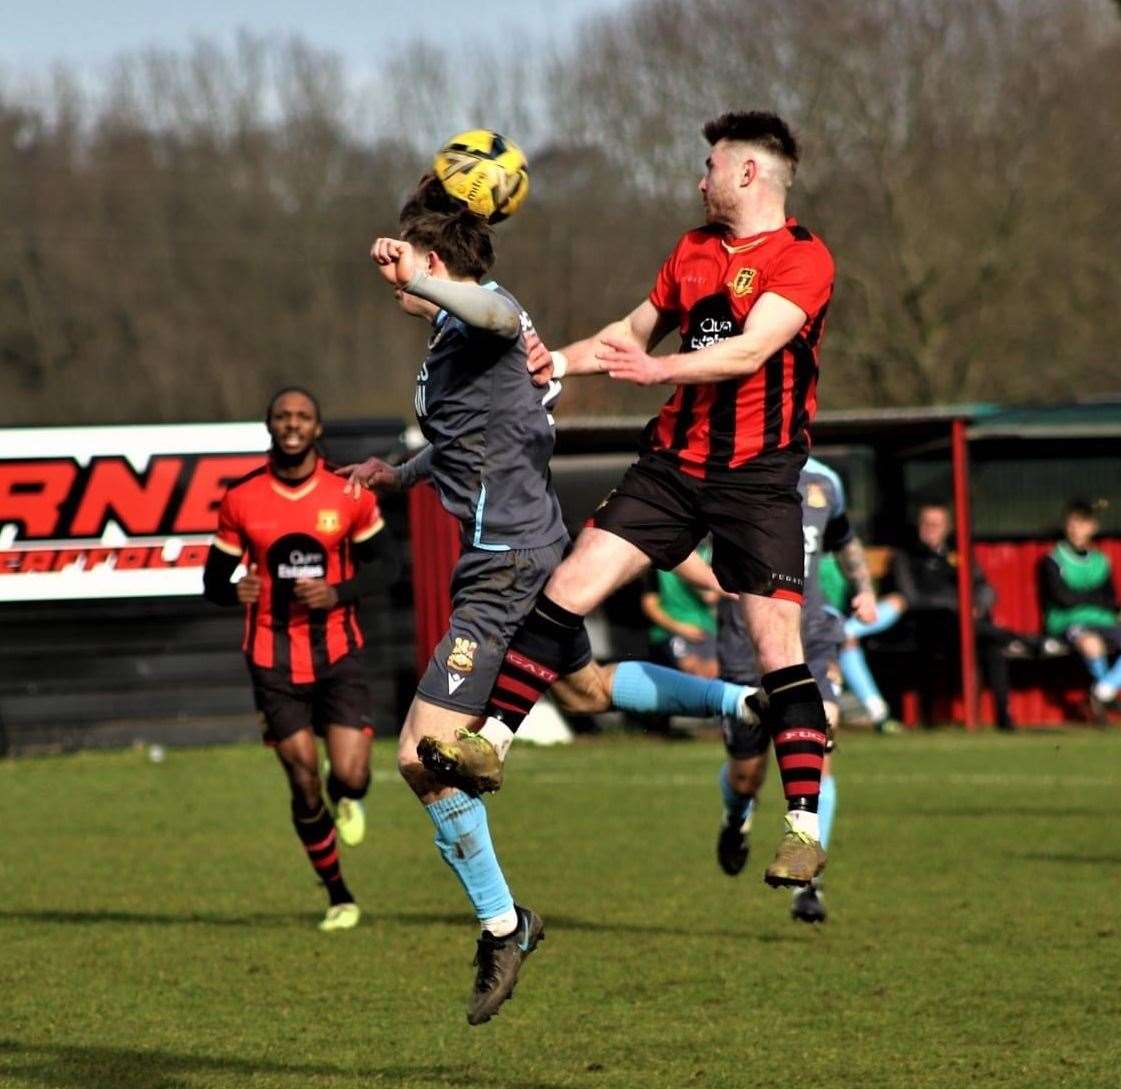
[4,0,630,75]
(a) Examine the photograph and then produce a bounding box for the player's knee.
[553,668,611,715]
[286,762,322,809]
[1080,632,1105,658]
[824,701,840,730]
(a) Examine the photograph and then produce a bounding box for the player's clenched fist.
[236,563,261,604]
[336,457,401,498]
[371,237,418,287]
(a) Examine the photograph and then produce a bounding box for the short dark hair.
[266,386,321,424]
[399,175,495,280]
[703,111,800,170]
[1064,498,1099,521]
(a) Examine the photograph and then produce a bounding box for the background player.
[428,111,836,890]
[1041,498,1121,714]
[202,387,385,932]
[715,456,876,923]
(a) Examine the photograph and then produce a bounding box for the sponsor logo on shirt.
[278,548,325,580]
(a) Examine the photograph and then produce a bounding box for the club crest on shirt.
[317,510,341,533]
[805,483,828,508]
[729,267,758,297]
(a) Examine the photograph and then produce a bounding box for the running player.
[715,456,876,923]
[202,387,385,932]
[344,179,761,1024]
[423,110,836,889]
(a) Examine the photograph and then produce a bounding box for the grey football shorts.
[416,539,593,716]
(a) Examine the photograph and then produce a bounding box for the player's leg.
[840,594,906,730]
[791,649,840,923]
[467,460,705,760]
[324,725,373,846]
[398,696,542,1026]
[742,591,829,886]
[717,719,769,877]
[273,727,360,929]
[1085,627,1121,708]
[320,652,376,846]
[473,527,652,746]
[551,657,760,725]
[251,666,359,929]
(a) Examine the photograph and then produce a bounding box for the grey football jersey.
[414,283,566,551]
[718,456,851,672]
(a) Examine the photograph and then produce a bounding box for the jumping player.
[423,111,837,889]
[716,456,876,923]
[202,388,385,932]
[343,179,762,1024]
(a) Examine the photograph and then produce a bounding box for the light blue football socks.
[818,774,837,850]
[839,644,888,722]
[612,661,745,718]
[1085,654,1108,681]
[426,792,514,925]
[1095,655,1121,695]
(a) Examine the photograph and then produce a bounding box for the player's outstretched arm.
[337,447,433,498]
[552,300,676,378]
[371,236,520,337]
[405,272,521,337]
[600,292,807,386]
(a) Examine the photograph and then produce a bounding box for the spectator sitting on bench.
[892,503,1030,731]
[1040,498,1121,716]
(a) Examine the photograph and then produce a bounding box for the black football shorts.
[590,453,805,599]
[249,650,373,744]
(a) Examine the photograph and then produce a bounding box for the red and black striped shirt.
[646,218,834,478]
[214,460,383,683]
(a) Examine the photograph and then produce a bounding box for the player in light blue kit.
[715,456,877,922]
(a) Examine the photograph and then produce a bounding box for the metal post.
[951,418,978,729]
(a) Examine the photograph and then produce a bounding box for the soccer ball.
[432,130,529,222]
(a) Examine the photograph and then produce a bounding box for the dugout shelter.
[409,401,1121,730]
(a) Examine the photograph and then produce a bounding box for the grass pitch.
[2,729,1120,1089]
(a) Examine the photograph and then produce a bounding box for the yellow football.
[432,129,529,222]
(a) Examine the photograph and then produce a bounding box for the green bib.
[1045,542,1115,635]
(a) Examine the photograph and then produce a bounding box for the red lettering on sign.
[54,551,84,572]
[175,543,210,568]
[114,547,151,570]
[0,552,20,573]
[0,462,77,538]
[174,455,264,533]
[84,548,115,569]
[19,551,55,573]
[70,457,183,537]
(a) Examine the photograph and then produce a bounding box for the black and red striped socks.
[762,664,829,816]
[485,593,584,730]
[291,796,353,906]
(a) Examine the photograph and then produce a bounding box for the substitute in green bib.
[1041,499,1121,715]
